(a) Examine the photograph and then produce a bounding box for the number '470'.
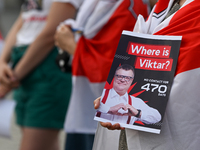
[141,83,167,93]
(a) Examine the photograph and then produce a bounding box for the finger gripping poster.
[94,30,182,134]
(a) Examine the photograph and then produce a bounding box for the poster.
[94,30,182,134]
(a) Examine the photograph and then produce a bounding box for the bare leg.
[20,127,60,150]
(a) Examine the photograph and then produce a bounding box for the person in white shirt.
[97,64,161,125]
[54,1,151,150]
[93,1,200,150]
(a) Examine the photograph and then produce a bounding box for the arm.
[13,2,77,80]
[138,106,161,124]
[54,24,76,55]
[124,104,141,117]
[129,97,161,124]
[0,13,22,86]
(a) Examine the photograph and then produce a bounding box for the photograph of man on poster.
[97,64,161,125]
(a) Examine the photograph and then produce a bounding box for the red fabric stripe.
[72,0,148,82]
[153,0,170,14]
[101,89,110,104]
[154,0,200,76]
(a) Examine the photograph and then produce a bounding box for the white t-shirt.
[16,0,83,46]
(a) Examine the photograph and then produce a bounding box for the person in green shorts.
[11,45,72,129]
[0,0,82,150]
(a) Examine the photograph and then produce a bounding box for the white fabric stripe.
[92,123,121,150]
[64,76,105,133]
[72,0,99,31]
[63,0,123,40]
[83,0,123,39]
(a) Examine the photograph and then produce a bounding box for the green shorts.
[11,46,72,129]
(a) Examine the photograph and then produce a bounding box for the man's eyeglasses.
[115,74,133,82]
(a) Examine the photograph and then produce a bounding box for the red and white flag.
[93,0,200,149]
[64,0,149,134]
[125,0,200,149]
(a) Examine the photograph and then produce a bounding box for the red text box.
[135,57,173,71]
[128,42,171,58]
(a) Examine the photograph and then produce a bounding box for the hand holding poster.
[94,30,182,134]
